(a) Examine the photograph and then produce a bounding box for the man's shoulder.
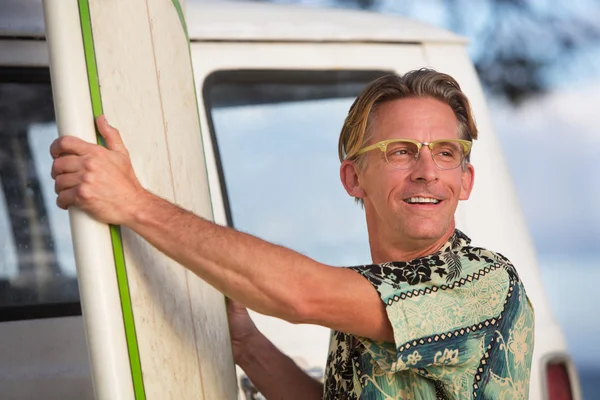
[345,231,524,294]
[456,245,522,283]
[345,245,519,297]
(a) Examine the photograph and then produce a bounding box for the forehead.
[372,97,459,141]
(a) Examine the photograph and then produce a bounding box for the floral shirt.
[323,230,534,400]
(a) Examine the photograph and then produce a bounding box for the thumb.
[96,115,127,153]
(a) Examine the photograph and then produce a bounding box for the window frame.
[0,66,81,322]
[201,68,391,229]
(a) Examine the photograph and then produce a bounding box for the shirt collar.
[436,229,471,254]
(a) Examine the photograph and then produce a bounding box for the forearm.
[53,117,392,339]
[127,190,320,321]
[239,330,323,400]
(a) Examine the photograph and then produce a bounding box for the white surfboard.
[42,0,237,398]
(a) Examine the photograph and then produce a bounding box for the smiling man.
[50,69,534,399]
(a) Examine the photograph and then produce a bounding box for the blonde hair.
[338,68,478,170]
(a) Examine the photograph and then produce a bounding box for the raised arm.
[50,116,394,342]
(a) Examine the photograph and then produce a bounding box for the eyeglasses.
[356,138,472,170]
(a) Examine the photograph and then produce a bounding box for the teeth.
[406,197,440,204]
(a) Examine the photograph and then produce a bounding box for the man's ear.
[459,163,475,201]
[340,160,366,200]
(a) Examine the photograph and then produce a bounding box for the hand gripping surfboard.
[42,1,237,398]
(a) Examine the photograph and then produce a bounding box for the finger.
[225,297,235,312]
[54,171,84,195]
[226,297,249,315]
[225,297,237,313]
[56,187,78,210]
[226,297,240,308]
[96,115,127,154]
[51,155,83,179]
[50,136,95,159]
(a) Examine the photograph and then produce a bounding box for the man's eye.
[388,147,415,157]
[434,143,460,158]
[392,149,409,155]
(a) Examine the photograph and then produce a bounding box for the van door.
[190,41,428,373]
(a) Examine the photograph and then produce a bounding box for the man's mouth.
[404,197,441,205]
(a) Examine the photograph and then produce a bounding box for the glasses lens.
[384,141,419,169]
[431,141,465,169]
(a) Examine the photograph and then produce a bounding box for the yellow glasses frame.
[356,138,472,170]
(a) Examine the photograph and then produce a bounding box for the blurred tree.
[459,0,600,103]
[249,0,600,104]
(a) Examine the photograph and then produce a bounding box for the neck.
[367,220,456,264]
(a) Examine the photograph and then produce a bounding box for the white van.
[0,1,581,399]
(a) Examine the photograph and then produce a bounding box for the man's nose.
[409,147,439,182]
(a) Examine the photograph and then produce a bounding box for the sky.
[490,84,600,257]
[490,83,600,370]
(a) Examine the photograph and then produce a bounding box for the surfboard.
[42,0,238,398]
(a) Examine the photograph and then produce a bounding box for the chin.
[402,219,451,242]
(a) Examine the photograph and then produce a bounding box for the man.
[50,69,534,399]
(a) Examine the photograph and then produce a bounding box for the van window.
[204,70,389,266]
[204,70,391,371]
[0,68,79,321]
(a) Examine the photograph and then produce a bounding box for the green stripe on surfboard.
[78,1,146,399]
[171,0,189,39]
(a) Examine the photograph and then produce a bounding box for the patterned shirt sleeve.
[349,246,525,386]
